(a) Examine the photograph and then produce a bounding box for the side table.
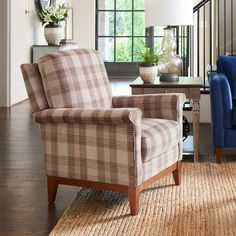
[130,76,202,162]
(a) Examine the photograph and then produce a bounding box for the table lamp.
[145,0,193,82]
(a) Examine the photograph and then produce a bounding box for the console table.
[32,44,78,63]
[130,76,202,162]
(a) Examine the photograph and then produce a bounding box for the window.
[96,0,146,63]
[96,0,190,77]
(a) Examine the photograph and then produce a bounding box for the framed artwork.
[35,0,56,11]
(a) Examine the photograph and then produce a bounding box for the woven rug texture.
[49,162,236,236]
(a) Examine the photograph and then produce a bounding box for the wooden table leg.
[192,100,200,162]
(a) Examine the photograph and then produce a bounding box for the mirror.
[35,0,56,11]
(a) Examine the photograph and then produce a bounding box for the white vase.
[139,64,158,83]
[44,25,63,46]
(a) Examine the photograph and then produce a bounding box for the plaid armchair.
[21,49,185,215]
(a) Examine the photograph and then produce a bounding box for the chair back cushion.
[38,49,112,108]
[218,55,236,100]
[21,63,49,112]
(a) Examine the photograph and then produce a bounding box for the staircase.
[189,0,236,91]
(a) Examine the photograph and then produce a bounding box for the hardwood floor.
[0,102,79,235]
[0,81,216,235]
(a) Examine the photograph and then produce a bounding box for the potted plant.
[137,44,159,83]
[37,4,68,46]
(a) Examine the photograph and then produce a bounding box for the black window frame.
[95,0,147,78]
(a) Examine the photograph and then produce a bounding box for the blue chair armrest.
[208,72,233,147]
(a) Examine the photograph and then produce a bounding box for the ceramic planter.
[44,24,63,46]
[139,64,158,83]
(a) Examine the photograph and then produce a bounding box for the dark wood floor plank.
[0,101,79,235]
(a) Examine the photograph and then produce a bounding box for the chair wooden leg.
[172,161,182,185]
[215,147,222,164]
[47,176,58,204]
[128,187,140,216]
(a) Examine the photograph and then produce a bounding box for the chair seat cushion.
[141,118,179,162]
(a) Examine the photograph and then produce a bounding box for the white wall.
[0,0,70,106]
[72,0,95,48]
[10,0,35,105]
[10,0,70,105]
[199,95,211,123]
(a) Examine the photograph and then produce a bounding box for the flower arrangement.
[37,4,68,26]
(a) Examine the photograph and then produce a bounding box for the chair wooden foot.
[47,176,58,204]
[215,147,222,164]
[128,187,140,216]
[172,161,182,185]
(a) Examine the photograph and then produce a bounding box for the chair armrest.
[36,107,143,186]
[209,72,233,147]
[34,108,142,126]
[112,93,186,123]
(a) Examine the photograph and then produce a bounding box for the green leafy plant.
[37,4,68,26]
[136,42,159,66]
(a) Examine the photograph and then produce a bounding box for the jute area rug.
[50,162,236,236]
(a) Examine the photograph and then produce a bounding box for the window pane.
[116,0,132,10]
[116,38,132,62]
[154,37,163,53]
[98,12,114,36]
[116,12,132,36]
[134,0,144,10]
[98,38,114,62]
[97,0,114,10]
[134,12,145,36]
[154,27,164,36]
[133,37,146,62]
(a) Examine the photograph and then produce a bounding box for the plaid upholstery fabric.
[142,146,178,182]
[141,118,179,162]
[112,94,185,122]
[20,63,49,112]
[38,49,112,109]
[21,49,184,187]
[34,108,142,125]
[38,108,143,186]
[113,93,185,161]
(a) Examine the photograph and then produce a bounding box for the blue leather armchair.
[209,55,236,163]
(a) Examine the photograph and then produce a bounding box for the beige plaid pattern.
[113,94,185,161]
[142,146,179,182]
[112,94,185,122]
[36,108,143,186]
[34,108,141,126]
[34,108,180,184]
[21,63,49,112]
[141,118,179,162]
[38,49,112,109]
[21,49,185,187]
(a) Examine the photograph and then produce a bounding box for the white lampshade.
[145,0,193,27]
